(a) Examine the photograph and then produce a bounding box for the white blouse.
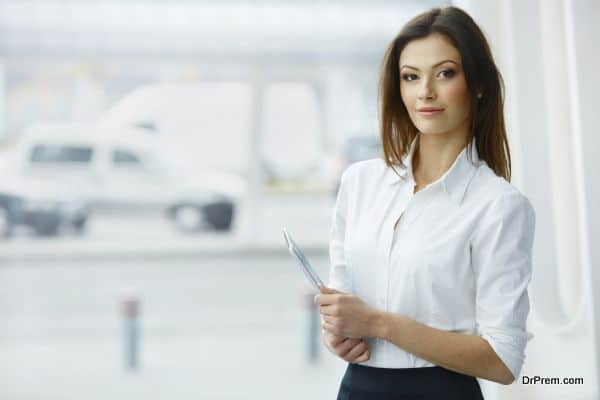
[328,133,536,381]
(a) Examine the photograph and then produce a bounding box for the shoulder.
[469,163,535,222]
[340,157,387,185]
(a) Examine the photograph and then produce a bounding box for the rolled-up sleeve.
[471,191,536,382]
[328,168,352,293]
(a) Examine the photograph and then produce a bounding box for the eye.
[437,69,456,79]
[401,73,418,82]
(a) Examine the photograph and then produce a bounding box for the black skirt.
[337,363,484,400]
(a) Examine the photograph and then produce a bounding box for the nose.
[417,79,436,101]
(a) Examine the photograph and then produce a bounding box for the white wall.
[455,0,599,398]
[566,0,600,393]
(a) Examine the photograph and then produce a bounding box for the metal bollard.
[121,293,141,371]
[303,289,320,363]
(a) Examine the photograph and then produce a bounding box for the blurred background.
[0,0,598,399]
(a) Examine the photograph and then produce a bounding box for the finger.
[352,349,371,364]
[334,338,362,358]
[323,321,340,336]
[325,330,350,347]
[326,332,346,347]
[319,304,338,317]
[328,333,348,347]
[320,286,341,294]
[343,341,368,362]
[330,332,346,342]
[323,334,351,354]
[346,339,371,362]
[315,294,338,306]
[332,340,354,358]
[334,338,361,351]
[320,318,328,334]
[319,314,325,327]
[322,315,340,330]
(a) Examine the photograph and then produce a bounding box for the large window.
[261,82,321,180]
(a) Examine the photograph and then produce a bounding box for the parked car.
[16,123,246,232]
[0,174,89,238]
[340,135,383,165]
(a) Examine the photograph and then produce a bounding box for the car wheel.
[0,206,14,238]
[204,202,234,231]
[34,221,60,237]
[173,205,204,232]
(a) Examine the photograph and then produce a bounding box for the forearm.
[370,310,514,385]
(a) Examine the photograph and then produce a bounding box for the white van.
[17,122,246,232]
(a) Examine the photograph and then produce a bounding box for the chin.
[414,126,448,136]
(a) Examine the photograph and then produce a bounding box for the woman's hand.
[321,329,371,364]
[315,286,381,339]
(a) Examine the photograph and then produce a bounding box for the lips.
[417,107,444,117]
[417,107,444,112]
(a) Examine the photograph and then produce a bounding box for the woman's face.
[399,33,471,139]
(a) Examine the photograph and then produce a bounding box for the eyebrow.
[400,59,459,71]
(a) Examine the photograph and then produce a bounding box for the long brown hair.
[379,6,511,181]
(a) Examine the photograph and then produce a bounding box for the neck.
[413,132,468,185]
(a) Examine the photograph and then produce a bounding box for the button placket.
[388,186,438,367]
[384,184,415,313]
[387,185,414,262]
[402,185,438,228]
[380,182,413,364]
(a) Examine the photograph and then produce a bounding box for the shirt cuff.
[478,325,534,381]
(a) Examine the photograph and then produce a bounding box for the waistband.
[341,363,483,399]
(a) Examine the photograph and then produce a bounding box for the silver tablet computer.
[282,228,325,290]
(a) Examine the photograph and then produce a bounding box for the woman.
[315,6,535,400]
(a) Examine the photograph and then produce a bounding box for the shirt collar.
[386,133,481,206]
